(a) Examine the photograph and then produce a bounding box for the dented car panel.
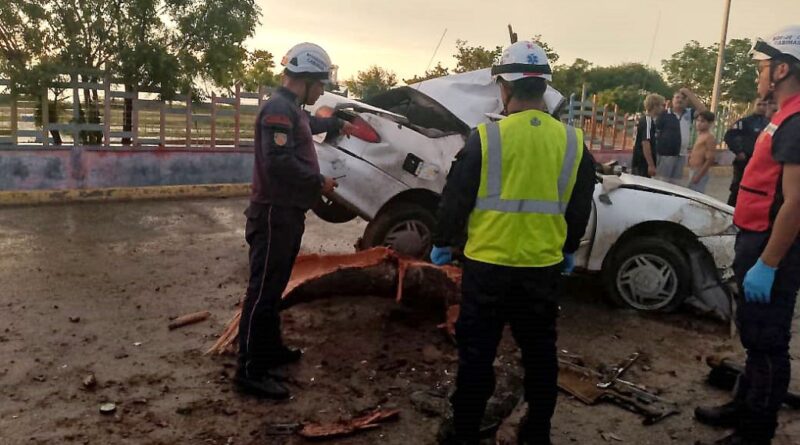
[308,71,738,318]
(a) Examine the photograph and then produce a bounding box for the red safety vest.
[734,93,800,232]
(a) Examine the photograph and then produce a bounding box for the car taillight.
[349,116,381,143]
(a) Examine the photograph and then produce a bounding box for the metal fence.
[0,74,739,151]
[0,73,269,150]
[561,93,738,151]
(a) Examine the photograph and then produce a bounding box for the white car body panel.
[309,71,737,318]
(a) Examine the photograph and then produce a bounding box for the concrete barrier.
[0,147,253,190]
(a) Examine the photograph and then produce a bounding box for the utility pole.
[711,0,732,113]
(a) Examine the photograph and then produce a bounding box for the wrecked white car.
[307,69,736,319]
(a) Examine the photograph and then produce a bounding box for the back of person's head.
[697,110,716,122]
[508,77,548,102]
[644,94,665,112]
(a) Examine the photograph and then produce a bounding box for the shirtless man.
[687,111,717,193]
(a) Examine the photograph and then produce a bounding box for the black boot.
[694,431,770,445]
[234,372,290,399]
[695,400,742,428]
[269,346,302,367]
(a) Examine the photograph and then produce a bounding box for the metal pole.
[711,0,732,113]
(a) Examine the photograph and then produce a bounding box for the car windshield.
[365,87,470,137]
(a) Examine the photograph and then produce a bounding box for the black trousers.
[728,159,747,207]
[452,258,561,443]
[237,203,305,378]
[733,231,800,439]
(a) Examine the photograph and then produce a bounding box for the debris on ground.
[298,409,400,440]
[99,403,117,415]
[82,373,97,390]
[265,422,302,436]
[558,353,679,425]
[168,310,211,330]
[600,431,624,441]
[69,316,81,323]
[207,248,461,355]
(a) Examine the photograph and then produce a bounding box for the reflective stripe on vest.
[734,93,800,232]
[464,110,584,268]
[476,121,579,214]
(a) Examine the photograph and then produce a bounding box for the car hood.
[612,174,734,215]
[408,68,566,128]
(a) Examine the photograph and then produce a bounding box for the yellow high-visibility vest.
[464,109,584,267]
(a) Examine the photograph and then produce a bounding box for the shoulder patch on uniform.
[262,114,292,129]
[273,132,288,147]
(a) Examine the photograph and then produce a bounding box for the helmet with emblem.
[281,42,333,83]
[491,41,553,82]
[750,25,800,63]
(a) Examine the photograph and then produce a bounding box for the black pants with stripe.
[452,258,561,443]
[733,231,800,439]
[237,203,305,379]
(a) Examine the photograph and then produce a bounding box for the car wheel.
[360,202,435,258]
[312,196,358,223]
[603,236,691,312]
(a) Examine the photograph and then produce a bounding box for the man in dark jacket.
[430,41,596,445]
[235,43,352,399]
[724,99,769,206]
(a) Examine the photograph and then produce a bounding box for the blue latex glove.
[562,252,576,275]
[430,246,453,265]
[743,258,777,304]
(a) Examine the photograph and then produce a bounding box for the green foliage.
[722,39,758,103]
[239,50,280,92]
[661,38,755,104]
[552,60,670,112]
[531,34,559,65]
[453,40,502,73]
[403,62,450,85]
[344,66,398,100]
[551,58,593,99]
[0,0,260,96]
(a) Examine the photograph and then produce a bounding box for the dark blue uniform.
[238,87,342,379]
[724,113,768,206]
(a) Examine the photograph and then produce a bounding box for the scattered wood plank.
[169,311,211,330]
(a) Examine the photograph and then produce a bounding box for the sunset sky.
[247,0,800,83]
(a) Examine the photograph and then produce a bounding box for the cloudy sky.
[247,0,800,83]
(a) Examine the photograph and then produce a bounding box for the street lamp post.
[711,0,733,113]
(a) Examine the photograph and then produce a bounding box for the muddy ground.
[1,171,798,445]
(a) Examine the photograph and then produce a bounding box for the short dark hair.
[508,77,547,101]
[697,110,715,122]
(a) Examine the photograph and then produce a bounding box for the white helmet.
[749,25,800,63]
[491,41,552,82]
[281,42,332,82]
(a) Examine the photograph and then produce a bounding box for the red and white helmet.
[491,41,552,82]
[749,25,800,63]
[281,42,333,82]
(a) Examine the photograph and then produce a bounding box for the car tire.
[602,236,691,312]
[360,202,435,258]
[312,196,358,224]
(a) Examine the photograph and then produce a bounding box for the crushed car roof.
[407,68,566,128]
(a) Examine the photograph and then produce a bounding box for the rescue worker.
[235,43,353,399]
[724,99,769,206]
[695,26,800,445]
[431,41,596,445]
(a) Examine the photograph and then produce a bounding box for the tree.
[532,34,559,65]
[403,62,450,85]
[344,66,398,100]
[662,40,718,103]
[552,60,670,113]
[721,38,757,103]
[0,0,260,144]
[453,39,502,73]
[662,38,757,105]
[551,58,593,99]
[239,49,280,92]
